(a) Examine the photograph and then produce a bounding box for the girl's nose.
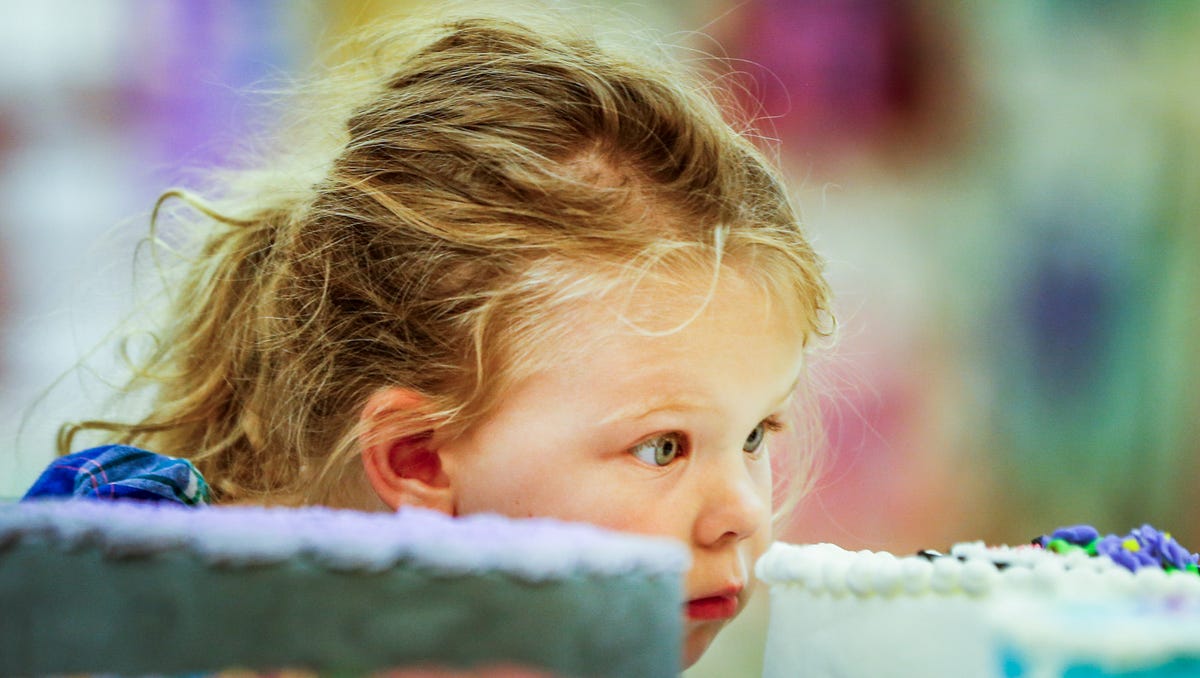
[692,456,771,547]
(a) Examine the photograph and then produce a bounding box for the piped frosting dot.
[960,559,998,597]
[900,557,933,595]
[930,557,961,594]
[823,557,850,596]
[846,557,876,597]
[871,552,902,596]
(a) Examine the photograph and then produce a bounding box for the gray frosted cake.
[0,500,688,676]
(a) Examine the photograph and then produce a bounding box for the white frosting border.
[757,541,1200,600]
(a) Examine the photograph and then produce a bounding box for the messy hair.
[60,15,832,507]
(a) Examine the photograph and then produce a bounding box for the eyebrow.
[598,395,705,426]
[599,372,805,426]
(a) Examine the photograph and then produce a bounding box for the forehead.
[471,266,808,438]
[473,257,814,426]
[542,265,805,381]
[582,263,808,349]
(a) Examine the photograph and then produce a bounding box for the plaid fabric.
[22,444,211,506]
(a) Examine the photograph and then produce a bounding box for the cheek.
[501,474,685,543]
[453,450,624,522]
[746,457,775,558]
[543,482,673,535]
[449,435,691,539]
[746,455,774,530]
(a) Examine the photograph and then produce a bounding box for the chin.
[681,620,725,668]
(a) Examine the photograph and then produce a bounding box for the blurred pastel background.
[1,2,1198,676]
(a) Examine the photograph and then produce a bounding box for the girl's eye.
[743,423,766,453]
[630,432,685,467]
[744,416,785,454]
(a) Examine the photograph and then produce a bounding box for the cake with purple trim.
[758,525,1200,677]
[0,500,688,677]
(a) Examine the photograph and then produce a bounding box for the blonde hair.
[60,15,832,507]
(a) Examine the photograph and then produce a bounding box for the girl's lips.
[686,594,739,621]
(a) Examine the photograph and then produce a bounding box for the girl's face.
[437,270,808,667]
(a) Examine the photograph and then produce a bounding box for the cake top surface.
[2,500,690,581]
[757,524,1200,600]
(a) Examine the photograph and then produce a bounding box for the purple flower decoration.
[1106,548,1140,572]
[1033,524,1100,549]
[1094,535,1123,557]
[1091,525,1199,573]
[1036,524,1200,574]
[1131,525,1167,556]
[1161,539,1199,570]
[1129,525,1199,570]
[1051,525,1100,546]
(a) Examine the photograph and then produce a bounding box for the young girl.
[24,13,831,667]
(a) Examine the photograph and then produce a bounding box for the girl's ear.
[360,388,455,514]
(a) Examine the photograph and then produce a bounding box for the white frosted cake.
[758,526,1200,677]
